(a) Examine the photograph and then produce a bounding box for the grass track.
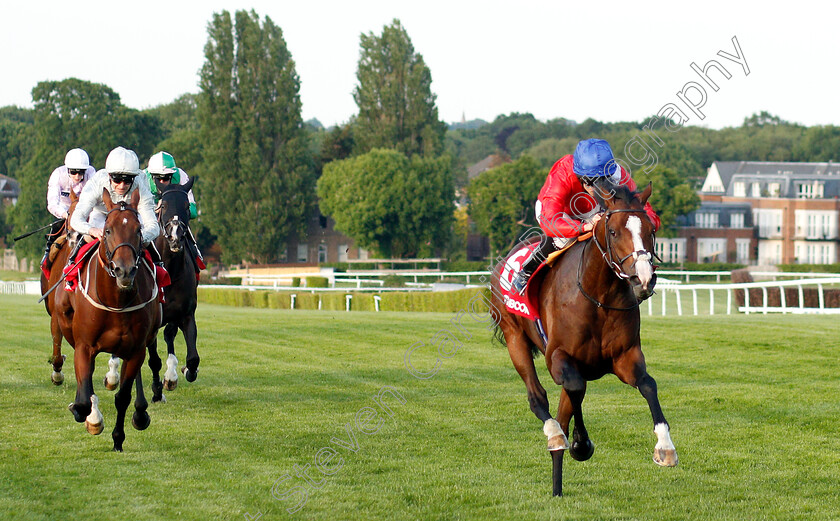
[1,294,839,520]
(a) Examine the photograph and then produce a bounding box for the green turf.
[1,294,839,521]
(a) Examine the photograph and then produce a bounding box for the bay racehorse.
[148,179,200,403]
[491,182,678,496]
[55,188,160,451]
[41,191,80,385]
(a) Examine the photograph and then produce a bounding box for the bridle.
[156,192,189,252]
[101,202,142,279]
[576,208,660,311]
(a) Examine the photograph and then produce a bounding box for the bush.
[291,277,300,287]
[382,275,405,288]
[777,264,840,273]
[306,276,329,288]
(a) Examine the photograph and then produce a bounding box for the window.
[753,209,783,238]
[655,238,686,263]
[797,181,824,199]
[795,242,836,264]
[736,239,750,264]
[758,241,783,265]
[359,248,369,260]
[338,244,348,263]
[695,212,719,229]
[296,244,308,263]
[795,210,837,239]
[317,243,327,263]
[768,183,780,197]
[697,238,727,262]
[733,182,746,197]
[730,213,744,228]
[751,182,761,197]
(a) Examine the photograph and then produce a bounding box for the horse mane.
[588,178,641,209]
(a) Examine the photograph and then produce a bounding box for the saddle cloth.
[498,232,592,321]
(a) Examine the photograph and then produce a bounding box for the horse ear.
[636,183,653,205]
[130,187,141,208]
[70,189,79,203]
[103,188,115,211]
[183,176,195,192]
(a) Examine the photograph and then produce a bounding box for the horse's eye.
[104,229,111,236]
[609,228,617,237]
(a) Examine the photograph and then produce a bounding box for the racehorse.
[55,188,160,451]
[491,182,678,496]
[147,179,200,403]
[40,192,81,385]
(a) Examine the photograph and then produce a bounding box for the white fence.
[0,281,41,295]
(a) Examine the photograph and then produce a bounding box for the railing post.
[726,289,732,315]
[761,287,768,314]
[662,290,667,316]
[290,294,296,310]
[648,295,653,316]
[345,294,352,312]
[818,284,825,310]
[374,295,381,312]
[692,289,698,316]
[779,286,786,314]
[709,289,714,315]
[744,287,750,315]
[676,290,683,316]
[798,285,804,309]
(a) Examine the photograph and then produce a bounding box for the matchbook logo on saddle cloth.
[499,233,591,321]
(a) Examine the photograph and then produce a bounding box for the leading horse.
[147,179,200,403]
[55,188,160,451]
[491,182,678,496]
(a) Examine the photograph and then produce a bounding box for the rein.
[576,209,659,311]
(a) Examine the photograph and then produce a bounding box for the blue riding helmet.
[573,138,619,178]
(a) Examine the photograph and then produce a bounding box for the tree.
[632,165,700,236]
[0,106,35,178]
[11,78,162,262]
[317,149,454,258]
[467,155,545,256]
[353,19,446,157]
[197,10,316,264]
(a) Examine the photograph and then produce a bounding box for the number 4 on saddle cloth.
[498,233,592,342]
[62,240,171,303]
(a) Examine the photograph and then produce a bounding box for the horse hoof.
[51,371,64,385]
[547,434,570,452]
[132,411,151,431]
[68,403,85,423]
[85,419,104,436]
[103,377,118,391]
[182,366,198,382]
[152,393,166,404]
[163,378,177,391]
[570,439,595,461]
[654,448,679,467]
[113,445,124,453]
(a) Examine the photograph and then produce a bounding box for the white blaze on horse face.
[626,216,653,289]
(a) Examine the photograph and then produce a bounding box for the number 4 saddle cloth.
[497,232,592,321]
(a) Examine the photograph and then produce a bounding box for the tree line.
[2,9,839,264]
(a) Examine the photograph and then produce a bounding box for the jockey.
[42,148,95,267]
[143,151,204,271]
[143,151,197,218]
[68,146,162,269]
[511,138,660,293]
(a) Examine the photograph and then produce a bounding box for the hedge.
[197,287,493,313]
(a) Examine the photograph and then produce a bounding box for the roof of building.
[706,161,840,198]
[0,174,20,198]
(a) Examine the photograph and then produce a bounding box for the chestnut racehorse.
[491,182,678,496]
[55,188,160,451]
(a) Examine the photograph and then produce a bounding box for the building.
[669,161,840,265]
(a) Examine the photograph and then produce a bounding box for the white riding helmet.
[105,147,142,176]
[64,148,90,170]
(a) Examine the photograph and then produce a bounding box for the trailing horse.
[148,179,200,403]
[55,188,160,451]
[491,182,678,496]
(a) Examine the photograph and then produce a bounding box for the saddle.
[500,232,592,322]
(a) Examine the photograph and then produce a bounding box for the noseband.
[576,208,659,311]
[102,202,142,279]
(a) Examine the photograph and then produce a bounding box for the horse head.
[102,188,143,289]
[157,178,193,253]
[591,181,657,300]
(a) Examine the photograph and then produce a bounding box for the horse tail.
[492,322,507,347]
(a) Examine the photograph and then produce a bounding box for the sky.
[1,0,838,130]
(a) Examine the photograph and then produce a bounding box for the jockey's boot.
[147,241,164,268]
[511,237,563,294]
[65,235,87,269]
[185,227,205,272]
[42,219,66,270]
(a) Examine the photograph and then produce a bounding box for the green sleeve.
[189,202,198,219]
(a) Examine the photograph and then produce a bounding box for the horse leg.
[507,334,570,451]
[112,349,146,452]
[163,323,179,391]
[131,368,151,431]
[148,336,165,403]
[103,355,121,391]
[68,346,103,435]
[180,314,200,382]
[549,351,594,462]
[49,314,66,385]
[613,347,678,467]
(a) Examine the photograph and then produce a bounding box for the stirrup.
[512,272,529,294]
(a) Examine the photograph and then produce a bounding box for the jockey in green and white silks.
[143,151,205,272]
[143,151,198,218]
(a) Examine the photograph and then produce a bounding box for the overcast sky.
[1,0,836,130]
